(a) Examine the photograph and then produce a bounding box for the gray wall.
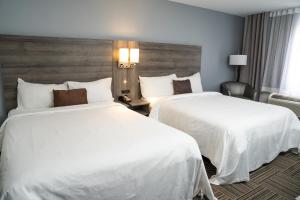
[0,0,244,90]
[0,0,244,116]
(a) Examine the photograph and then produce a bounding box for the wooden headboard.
[138,42,201,77]
[0,35,113,111]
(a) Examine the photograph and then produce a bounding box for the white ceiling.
[169,0,300,16]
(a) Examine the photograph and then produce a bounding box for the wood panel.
[138,42,201,77]
[135,42,201,98]
[0,35,113,111]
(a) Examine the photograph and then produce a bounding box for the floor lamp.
[229,55,247,82]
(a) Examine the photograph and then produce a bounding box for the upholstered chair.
[220,81,254,100]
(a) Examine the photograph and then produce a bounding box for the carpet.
[194,152,300,200]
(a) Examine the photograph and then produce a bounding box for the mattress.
[0,102,215,200]
[150,92,300,185]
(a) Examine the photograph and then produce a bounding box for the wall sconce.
[118,48,139,68]
[130,48,139,67]
[119,48,129,68]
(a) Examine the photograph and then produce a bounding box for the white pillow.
[17,78,67,109]
[67,78,113,103]
[139,74,176,98]
[176,72,203,93]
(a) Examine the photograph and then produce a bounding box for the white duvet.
[150,92,300,185]
[0,102,215,200]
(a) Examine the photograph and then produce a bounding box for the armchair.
[220,81,254,100]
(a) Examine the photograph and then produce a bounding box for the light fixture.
[229,55,247,82]
[130,48,139,66]
[118,48,139,68]
[119,48,129,68]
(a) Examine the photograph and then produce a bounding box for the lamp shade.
[119,48,129,63]
[130,48,139,63]
[229,55,247,66]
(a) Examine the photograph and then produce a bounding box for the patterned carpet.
[194,152,300,200]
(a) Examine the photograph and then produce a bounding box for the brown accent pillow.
[173,79,192,95]
[53,89,88,107]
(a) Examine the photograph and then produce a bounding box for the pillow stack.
[17,78,113,110]
[139,72,203,98]
[175,73,203,93]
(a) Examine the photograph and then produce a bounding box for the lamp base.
[236,65,241,82]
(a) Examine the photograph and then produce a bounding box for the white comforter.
[0,102,215,200]
[150,92,300,185]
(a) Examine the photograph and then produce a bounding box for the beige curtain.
[240,9,298,100]
[240,13,269,100]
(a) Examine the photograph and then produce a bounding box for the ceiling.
[169,0,300,16]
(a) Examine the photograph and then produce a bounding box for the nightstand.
[118,99,150,116]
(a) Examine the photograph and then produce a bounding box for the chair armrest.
[244,85,254,99]
[220,84,232,96]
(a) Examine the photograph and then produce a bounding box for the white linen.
[67,78,113,103]
[139,74,176,98]
[17,78,67,109]
[150,92,300,185]
[0,103,215,200]
[176,73,203,93]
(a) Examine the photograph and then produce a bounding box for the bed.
[149,92,300,185]
[0,102,215,200]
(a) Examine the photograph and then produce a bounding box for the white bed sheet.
[150,92,300,185]
[0,102,215,200]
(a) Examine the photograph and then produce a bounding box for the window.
[280,15,300,97]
